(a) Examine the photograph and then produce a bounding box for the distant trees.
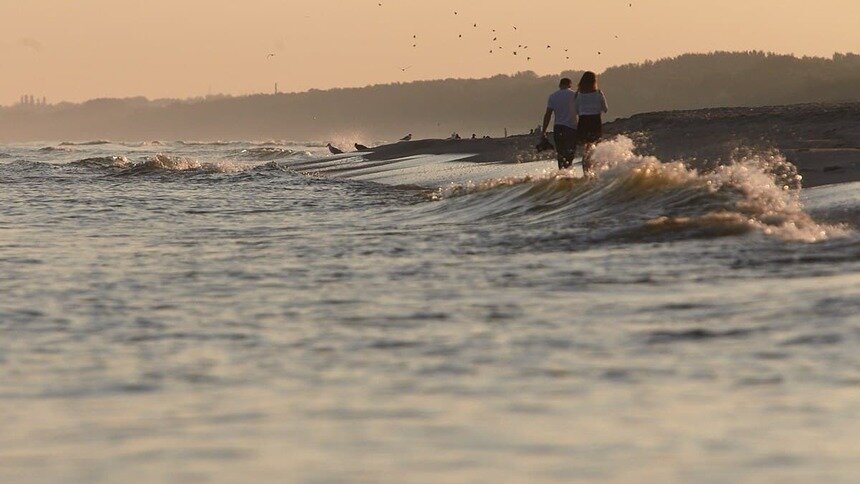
[2,52,859,142]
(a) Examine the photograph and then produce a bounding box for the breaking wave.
[59,140,111,146]
[426,136,847,243]
[68,156,132,169]
[119,141,164,147]
[177,140,326,148]
[177,140,244,146]
[233,147,297,161]
[119,154,250,175]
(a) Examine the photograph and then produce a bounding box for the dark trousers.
[553,125,577,169]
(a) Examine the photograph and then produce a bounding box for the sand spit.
[361,103,860,188]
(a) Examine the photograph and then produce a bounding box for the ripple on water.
[643,328,758,345]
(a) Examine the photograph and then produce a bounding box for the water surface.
[1,139,859,482]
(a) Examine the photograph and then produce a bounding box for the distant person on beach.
[575,71,608,174]
[541,78,577,170]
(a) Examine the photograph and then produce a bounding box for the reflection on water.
[1,140,859,482]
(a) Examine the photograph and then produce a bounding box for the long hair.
[578,71,598,93]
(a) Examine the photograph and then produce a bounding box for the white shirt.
[547,89,577,128]
[575,90,608,116]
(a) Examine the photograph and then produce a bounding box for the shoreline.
[359,102,860,188]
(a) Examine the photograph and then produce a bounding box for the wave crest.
[69,156,131,169]
[59,140,111,146]
[431,136,846,243]
[122,154,249,174]
[235,147,297,161]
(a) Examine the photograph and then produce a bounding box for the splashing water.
[432,136,847,242]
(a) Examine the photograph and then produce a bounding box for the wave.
[427,136,847,243]
[251,140,326,148]
[177,140,326,148]
[0,160,55,173]
[177,140,244,146]
[68,156,131,170]
[118,141,164,147]
[59,140,111,146]
[39,146,77,152]
[233,147,297,161]
[118,154,251,175]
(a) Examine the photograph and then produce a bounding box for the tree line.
[2,51,859,142]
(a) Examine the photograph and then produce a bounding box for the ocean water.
[1,138,859,483]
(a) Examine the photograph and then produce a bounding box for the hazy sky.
[2,0,858,105]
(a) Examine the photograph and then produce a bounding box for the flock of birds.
[268,2,635,69]
[397,3,634,67]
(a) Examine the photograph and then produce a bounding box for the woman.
[574,71,608,174]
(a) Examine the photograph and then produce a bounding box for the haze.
[2,0,858,105]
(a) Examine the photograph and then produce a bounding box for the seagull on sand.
[355,143,371,151]
[327,143,344,155]
[399,134,413,141]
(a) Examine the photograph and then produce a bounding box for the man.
[541,78,578,169]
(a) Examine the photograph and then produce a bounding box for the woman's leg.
[582,143,594,175]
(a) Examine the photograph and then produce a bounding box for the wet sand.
[361,103,860,188]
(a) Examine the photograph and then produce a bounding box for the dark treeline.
[2,51,859,142]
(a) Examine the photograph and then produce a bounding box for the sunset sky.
[2,0,858,105]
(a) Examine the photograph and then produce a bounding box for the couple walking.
[540,72,608,173]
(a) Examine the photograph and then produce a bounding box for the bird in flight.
[400,66,412,72]
[266,53,275,58]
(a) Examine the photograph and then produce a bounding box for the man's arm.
[541,108,553,137]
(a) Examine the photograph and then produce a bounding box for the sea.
[1,137,859,483]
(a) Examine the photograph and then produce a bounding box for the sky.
[1,0,859,105]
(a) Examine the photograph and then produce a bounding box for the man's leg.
[553,128,566,170]
[561,127,576,169]
[556,127,566,169]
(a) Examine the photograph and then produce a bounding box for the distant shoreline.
[2,52,858,142]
